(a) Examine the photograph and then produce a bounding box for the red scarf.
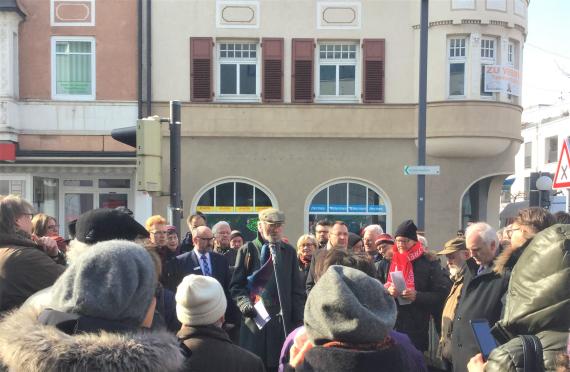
[385,241,424,290]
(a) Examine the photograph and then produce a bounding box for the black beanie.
[394,219,418,241]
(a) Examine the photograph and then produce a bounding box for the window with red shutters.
[362,39,385,103]
[292,39,314,103]
[262,38,284,102]
[190,37,213,102]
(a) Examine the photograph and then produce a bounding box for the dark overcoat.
[230,236,305,369]
[451,263,510,372]
[178,325,266,372]
[392,254,451,352]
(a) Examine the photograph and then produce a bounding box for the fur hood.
[0,306,185,372]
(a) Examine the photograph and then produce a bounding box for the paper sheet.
[390,271,411,305]
[254,300,272,330]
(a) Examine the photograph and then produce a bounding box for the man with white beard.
[436,237,477,370]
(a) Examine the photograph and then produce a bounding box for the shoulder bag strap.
[519,335,544,372]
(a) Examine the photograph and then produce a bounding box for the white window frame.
[51,36,96,101]
[480,36,497,99]
[447,37,467,99]
[524,142,532,169]
[545,136,558,164]
[315,42,360,103]
[215,41,261,102]
[304,177,392,234]
[0,174,31,200]
[507,42,514,66]
[192,177,278,214]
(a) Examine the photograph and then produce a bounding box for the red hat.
[375,233,394,245]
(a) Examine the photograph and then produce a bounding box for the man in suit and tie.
[164,225,238,328]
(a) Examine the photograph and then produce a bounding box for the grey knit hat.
[50,240,157,328]
[304,265,397,345]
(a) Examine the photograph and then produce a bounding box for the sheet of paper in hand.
[390,271,411,305]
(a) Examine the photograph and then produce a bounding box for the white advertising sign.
[484,65,521,96]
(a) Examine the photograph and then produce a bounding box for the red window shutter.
[190,37,213,102]
[362,39,385,103]
[292,39,314,103]
[262,38,284,102]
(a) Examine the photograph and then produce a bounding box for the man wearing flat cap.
[436,237,478,369]
[385,219,451,353]
[230,208,305,372]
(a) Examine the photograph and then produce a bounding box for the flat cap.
[437,237,467,255]
[258,208,285,224]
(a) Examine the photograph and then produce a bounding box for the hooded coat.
[0,306,185,371]
[486,224,570,372]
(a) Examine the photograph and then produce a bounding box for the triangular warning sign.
[553,139,570,189]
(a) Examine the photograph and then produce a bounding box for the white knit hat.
[175,274,227,326]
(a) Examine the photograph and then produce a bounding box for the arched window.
[306,179,390,234]
[193,178,277,241]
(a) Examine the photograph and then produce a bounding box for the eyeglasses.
[21,213,34,219]
[395,238,410,245]
[150,230,167,236]
[301,243,316,247]
[330,232,348,237]
[505,227,521,239]
[198,237,214,242]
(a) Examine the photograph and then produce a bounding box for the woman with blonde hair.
[31,213,58,237]
[296,234,317,284]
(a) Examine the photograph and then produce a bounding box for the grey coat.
[230,236,305,369]
[0,306,185,371]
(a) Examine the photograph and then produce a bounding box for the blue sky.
[523,0,570,107]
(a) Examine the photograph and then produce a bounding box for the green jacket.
[486,224,570,372]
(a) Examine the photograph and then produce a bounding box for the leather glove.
[239,301,257,318]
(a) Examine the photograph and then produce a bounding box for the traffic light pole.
[417,0,429,231]
[170,101,182,234]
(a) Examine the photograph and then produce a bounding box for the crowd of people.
[0,193,568,371]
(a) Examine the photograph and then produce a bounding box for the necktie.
[477,265,485,276]
[201,254,211,276]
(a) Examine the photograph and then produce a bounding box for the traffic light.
[111,116,162,192]
[136,116,162,192]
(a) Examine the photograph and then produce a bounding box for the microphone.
[269,242,277,263]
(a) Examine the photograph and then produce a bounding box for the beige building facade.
[149,0,528,247]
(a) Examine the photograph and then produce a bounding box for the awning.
[502,177,516,187]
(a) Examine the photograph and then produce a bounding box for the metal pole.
[269,243,290,337]
[170,100,182,234]
[417,0,429,231]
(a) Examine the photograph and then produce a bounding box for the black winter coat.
[392,254,451,352]
[451,263,510,372]
[230,236,305,369]
[178,325,265,372]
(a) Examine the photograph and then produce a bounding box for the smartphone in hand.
[470,319,499,361]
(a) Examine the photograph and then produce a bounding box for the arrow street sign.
[404,165,441,176]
